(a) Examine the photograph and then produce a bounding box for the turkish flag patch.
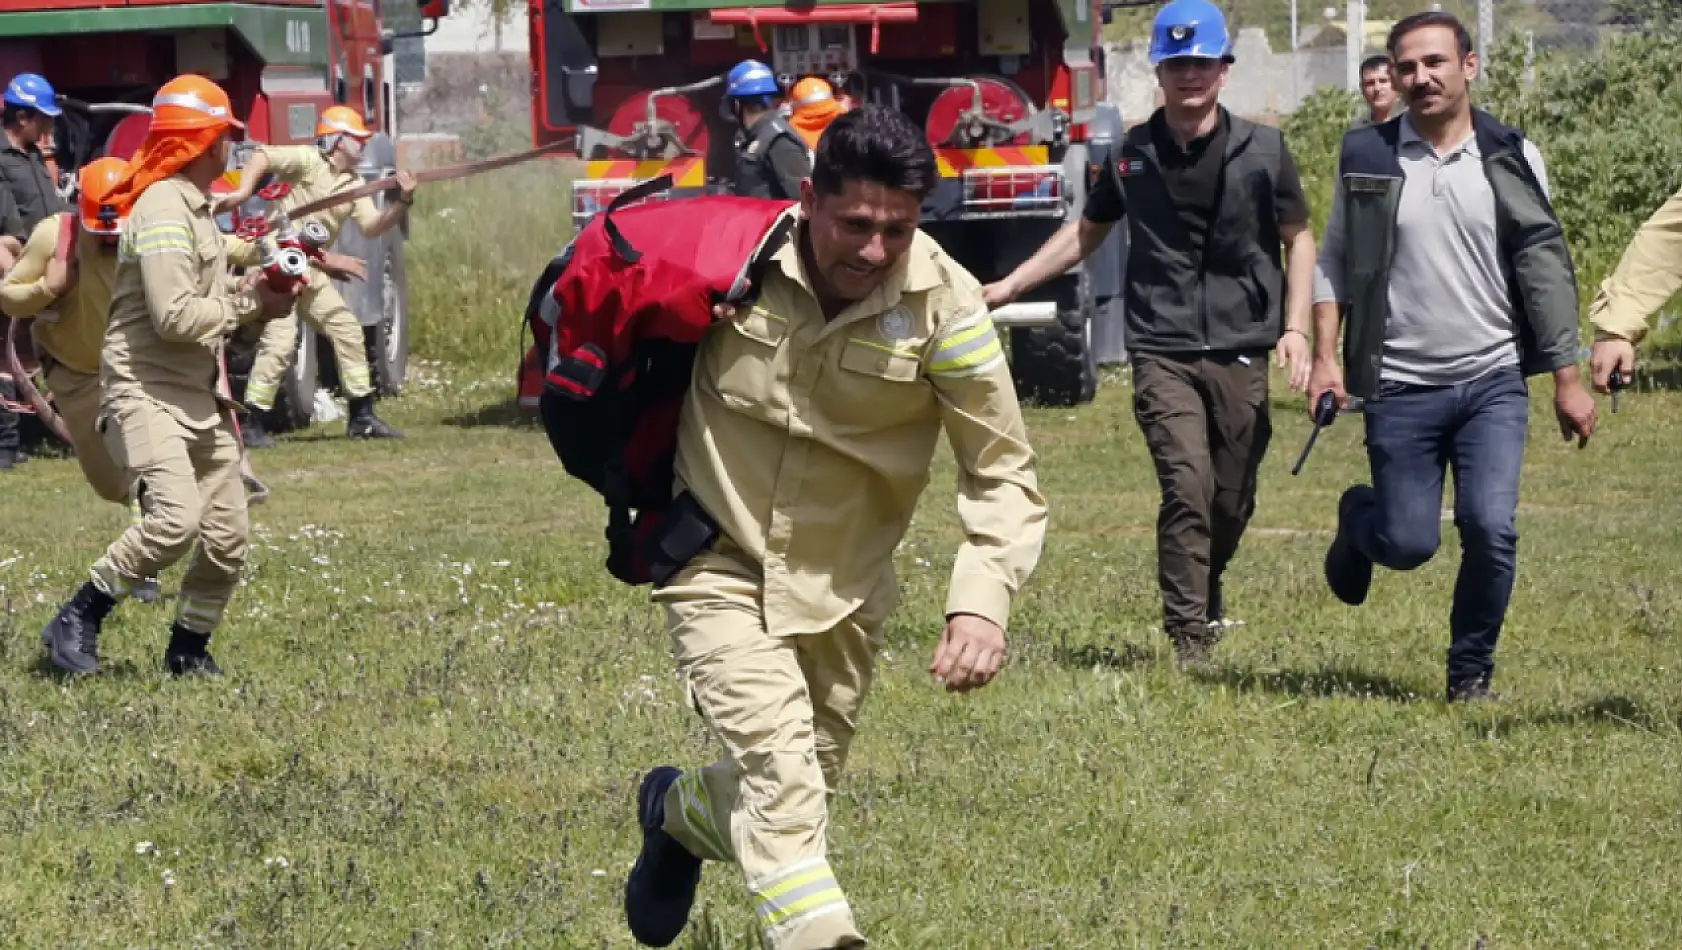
[1117,157,1147,177]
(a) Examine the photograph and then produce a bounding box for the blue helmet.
[1149,0,1233,66]
[4,72,61,117]
[725,60,780,100]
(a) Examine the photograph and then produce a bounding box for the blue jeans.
[1349,364,1529,686]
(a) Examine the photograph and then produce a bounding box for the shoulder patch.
[1117,157,1147,177]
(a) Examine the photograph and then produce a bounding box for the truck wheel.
[265,329,318,433]
[1009,277,1098,407]
[373,242,409,397]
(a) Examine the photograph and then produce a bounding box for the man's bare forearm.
[1002,217,1114,297]
[1282,226,1316,335]
[1312,301,1342,363]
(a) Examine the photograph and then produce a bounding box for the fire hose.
[281,139,576,220]
[4,316,73,446]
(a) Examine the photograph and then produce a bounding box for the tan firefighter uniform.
[94,174,267,632]
[1589,182,1682,344]
[0,213,127,503]
[230,144,381,411]
[654,229,1047,950]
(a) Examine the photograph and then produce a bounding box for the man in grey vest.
[1310,11,1598,703]
[722,59,810,201]
[984,0,1317,669]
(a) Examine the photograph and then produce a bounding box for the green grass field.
[2,353,1679,947]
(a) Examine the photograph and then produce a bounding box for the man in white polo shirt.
[1308,10,1597,703]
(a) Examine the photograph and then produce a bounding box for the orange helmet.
[149,74,244,133]
[316,106,373,140]
[790,78,837,114]
[77,157,128,235]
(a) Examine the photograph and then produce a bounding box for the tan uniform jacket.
[1589,183,1682,344]
[225,145,381,274]
[675,227,1048,638]
[0,215,116,375]
[102,175,263,429]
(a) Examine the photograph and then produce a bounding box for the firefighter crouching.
[724,59,810,201]
[2,158,137,507]
[0,158,169,602]
[214,105,414,446]
[622,106,1046,950]
[39,75,299,678]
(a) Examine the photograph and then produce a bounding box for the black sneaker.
[624,766,703,947]
[1325,486,1377,606]
[163,624,223,677]
[1447,675,1501,704]
[41,581,116,676]
[1169,624,1218,672]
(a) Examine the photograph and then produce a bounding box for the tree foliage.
[1281,21,1682,329]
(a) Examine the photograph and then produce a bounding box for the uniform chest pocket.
[838,340,922,383]
[827,339,931,430]
[194,236,225,292]
[713,307,789,406]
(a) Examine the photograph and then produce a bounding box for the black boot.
[624,766,703,947]
[240,406,275,449]
[163,623,223,678]
[346,395,403,440]
[41,581,117,676]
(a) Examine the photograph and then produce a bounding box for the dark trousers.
[1348,364,1529,686]
[1131,351,1272,638]
[0,377,19,458]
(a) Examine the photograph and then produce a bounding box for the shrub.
[1282,24,1682,346]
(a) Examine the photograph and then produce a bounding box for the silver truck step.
[988,301,1059,328]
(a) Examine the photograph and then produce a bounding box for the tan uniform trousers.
[93,395,249,634]
[653,539,887,950]
[244,277,371,411]
[44,362,129,506]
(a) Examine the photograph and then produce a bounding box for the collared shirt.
[103,175,264,429]
[1589,182,1682,344]
[0,214,118,375]
[674,226,1048,637]
[226,145,382,277]
[1314,114,1552,387]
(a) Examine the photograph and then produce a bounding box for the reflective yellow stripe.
[674,772,732,861]
[749,305,787,323]
[121,222,195,260]
[927,315,1004,377]
[850,338,919,359]
[752,859,850,932]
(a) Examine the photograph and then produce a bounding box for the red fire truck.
[517,0,1139,411]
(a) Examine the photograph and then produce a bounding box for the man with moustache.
[1310,11,1597,703]
[984,0,1318,669]
[620,105,1047,950]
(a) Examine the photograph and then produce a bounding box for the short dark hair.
[810,104,937,201]
[1387,11,1474,59]
[1359,54,1392,76]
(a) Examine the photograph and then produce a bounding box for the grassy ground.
[1,357,1679,948]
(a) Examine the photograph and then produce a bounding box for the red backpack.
[524,175,797,585]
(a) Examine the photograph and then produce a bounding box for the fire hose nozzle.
[297,220,332,250]
[262,246,310,292]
